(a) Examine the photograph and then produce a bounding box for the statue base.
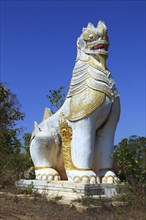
[16,179,122,200]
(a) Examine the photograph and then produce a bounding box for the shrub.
[113,135,146,193]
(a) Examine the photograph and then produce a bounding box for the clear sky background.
[1,0,145,144]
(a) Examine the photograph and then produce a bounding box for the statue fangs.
[30,21,120,184]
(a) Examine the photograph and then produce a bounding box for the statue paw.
[66,170,100,184]
[102,171,118,184]
[35,168,60,182]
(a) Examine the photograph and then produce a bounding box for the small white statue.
[30,21,120,184]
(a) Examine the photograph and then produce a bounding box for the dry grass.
[0,192,91,220]
[0,187,145,220]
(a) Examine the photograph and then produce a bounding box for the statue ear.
[87,22,94,28]
[97,20,107,30]
[97,20,104,27]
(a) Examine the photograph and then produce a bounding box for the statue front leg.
[95,128,117,184]
[59,113,99,184]
[95,97,120,183]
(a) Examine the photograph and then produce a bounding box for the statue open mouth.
[91,44,108,51]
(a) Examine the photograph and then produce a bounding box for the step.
[16,179,122,200]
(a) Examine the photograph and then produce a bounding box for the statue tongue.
[93,44,108,50]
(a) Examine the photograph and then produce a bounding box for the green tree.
[22,132,33,171]
[23,132,31,154]
[0,82,25,185]
[113,135,146,189]
[46,86,65,113]
[0,83,24,129]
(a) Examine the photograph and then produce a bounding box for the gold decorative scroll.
[59,112,91,171]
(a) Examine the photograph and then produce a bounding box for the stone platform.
[16,180,122,200]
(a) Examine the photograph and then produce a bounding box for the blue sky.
[1,0,145,144]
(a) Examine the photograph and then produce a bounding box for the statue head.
[77,21,109,60]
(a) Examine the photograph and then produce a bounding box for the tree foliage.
[0,82,24,129]
[0,83,33,186]
[113,135,146,189]
[46,86,65,113]
[0,83,24,153]
[23,132,31,154]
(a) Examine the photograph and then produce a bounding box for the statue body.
[30,21,120,184]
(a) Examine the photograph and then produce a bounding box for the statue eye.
[89,33,94,39]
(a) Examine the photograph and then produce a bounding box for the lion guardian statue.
[30,21,120,184]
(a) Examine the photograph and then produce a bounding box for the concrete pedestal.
[16,179,122,200]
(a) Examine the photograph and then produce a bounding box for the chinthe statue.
[30,21,120,184]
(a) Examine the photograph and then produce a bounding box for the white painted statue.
[30,21,120,184]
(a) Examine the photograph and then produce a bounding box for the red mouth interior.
[91,44,108,51]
